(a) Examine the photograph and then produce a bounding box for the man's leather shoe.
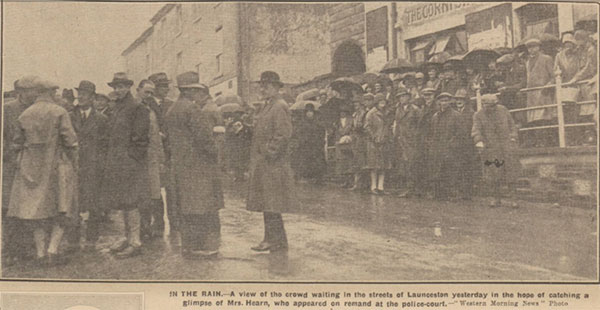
[251,241,272,252]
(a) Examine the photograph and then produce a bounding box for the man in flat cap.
[525,38,554,146]
[147,72,174,236]
[8,78,79,266]
[416,85,439,198]
[394,92,422,198]
[2,76,45,265]
[65,80,109,253]
[165,71,223,258]
[94,93,113,118]
[453,89,476,200]
[102,72,150,258]
[430,92,461,200]
[472,94,520,208]
[247,71,294,273]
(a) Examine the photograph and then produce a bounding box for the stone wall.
[329,3,366,53]
[516,147,597,207]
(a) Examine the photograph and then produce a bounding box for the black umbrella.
[329,77,363,94]
[380,58,414,74]
[463,49,501,69]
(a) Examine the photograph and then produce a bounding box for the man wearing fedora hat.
[65,80,109,253]
[102,72,150,258]
[8,77,79,266]
[165,71,223,258]
[247,71,294,272]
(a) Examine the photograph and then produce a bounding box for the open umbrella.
[353,72,380,86]
[463,49,501,68]
[329,77,363,94]
[219,103,243,114]
[289,100,321,111]
[214,94,243,106]
[295,88,321,102]
[380,58,414,74]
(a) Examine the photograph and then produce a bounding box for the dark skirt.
[335,144,354,175]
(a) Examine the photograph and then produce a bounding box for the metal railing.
[473,69,598,148]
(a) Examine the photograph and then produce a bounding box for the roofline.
[121,26,154,56]
[150,4,176,24]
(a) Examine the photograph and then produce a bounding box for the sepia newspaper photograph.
[1,292,143,310]
[0,0,599,309]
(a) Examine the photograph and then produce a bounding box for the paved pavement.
[3,181,597,281]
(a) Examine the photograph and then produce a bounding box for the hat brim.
[107,80,134,88]
[177,83,208,89]
[253,80,284,87]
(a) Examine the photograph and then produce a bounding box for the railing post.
[475,83,482,111]
[555,69,566,148]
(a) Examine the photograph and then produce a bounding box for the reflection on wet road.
[3,182,597,281]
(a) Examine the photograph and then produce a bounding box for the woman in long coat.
[334,106,354,187]
[364,94,390,194]
[296,104,326,184]
[350,94,371,190]
[165,74,223,256]
[8,83,79,265]
[472,94,521,208]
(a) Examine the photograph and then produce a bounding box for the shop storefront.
[397,2,494,62]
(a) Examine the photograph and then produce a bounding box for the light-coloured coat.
[8,95,79,220]
[246,96,295,214]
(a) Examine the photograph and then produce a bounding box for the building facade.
[122,3,332,101]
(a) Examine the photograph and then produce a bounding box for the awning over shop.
[411,40,431,51]
[429,36,450,55]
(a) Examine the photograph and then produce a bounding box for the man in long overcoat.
[453,89,476,200]
[417,87,439,197]
[2,77,45,265]
[525,38,555,124]
[102,72,149,258]
[136,80,166,241]
[165,71,223,257]
[430,92,461,200]
[67,80,109,251]
[395,95,422,198]
[472,94,521,208]
[147,72,174,236]
[247,71,295,262]
[8,78,79,266]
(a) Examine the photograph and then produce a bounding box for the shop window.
[517,3,559,37]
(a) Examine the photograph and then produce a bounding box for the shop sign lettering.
[404,3,472,25]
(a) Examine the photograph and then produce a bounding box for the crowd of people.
[1,30,597,273]
[2,70,295,273]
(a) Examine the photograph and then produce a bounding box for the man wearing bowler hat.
[65,80,109,253]
[102,72,150,258]
[164,71,223,258]
[247,71,294,272]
